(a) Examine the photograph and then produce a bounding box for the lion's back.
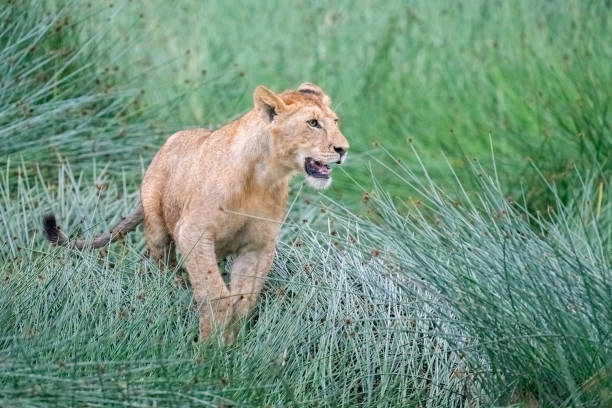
[141,128,213,217]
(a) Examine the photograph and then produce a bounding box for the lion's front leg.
[229,245,275,327]
[177,224,232,341]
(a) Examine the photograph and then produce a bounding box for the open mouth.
[304,157,331,179]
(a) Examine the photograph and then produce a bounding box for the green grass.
[2,151,609,406]
[1,0,611,406]
[0,1,174,186]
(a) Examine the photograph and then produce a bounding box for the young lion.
[43,82,349,340]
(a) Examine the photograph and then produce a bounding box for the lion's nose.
[334,146,347,157]
[333,146,348,164]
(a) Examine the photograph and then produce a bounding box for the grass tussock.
[351,149,612,405]
[1,163,472,406]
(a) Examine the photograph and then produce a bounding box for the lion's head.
[253,83,349,190]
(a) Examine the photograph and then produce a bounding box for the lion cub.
[43,83,349,340]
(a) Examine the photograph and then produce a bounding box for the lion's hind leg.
[144,210,176,268]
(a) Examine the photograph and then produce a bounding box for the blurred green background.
[104,0,612,199]
[5,0,609,201]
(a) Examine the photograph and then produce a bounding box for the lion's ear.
[297,82,331,106]
[253,86,286,122]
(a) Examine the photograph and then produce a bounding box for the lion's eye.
[307,119,321,128]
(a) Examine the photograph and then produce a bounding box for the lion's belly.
[214,221,248,259]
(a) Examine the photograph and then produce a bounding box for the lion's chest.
[213,193,286,258]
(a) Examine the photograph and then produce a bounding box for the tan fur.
[43,83,348,341]
[142,83,348,340]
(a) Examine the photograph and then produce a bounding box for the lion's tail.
[42,205,144,250]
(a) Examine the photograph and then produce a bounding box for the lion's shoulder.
[162,128,212,151]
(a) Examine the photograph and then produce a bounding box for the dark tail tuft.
[41,205,143,250]
[42,212,61,244]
